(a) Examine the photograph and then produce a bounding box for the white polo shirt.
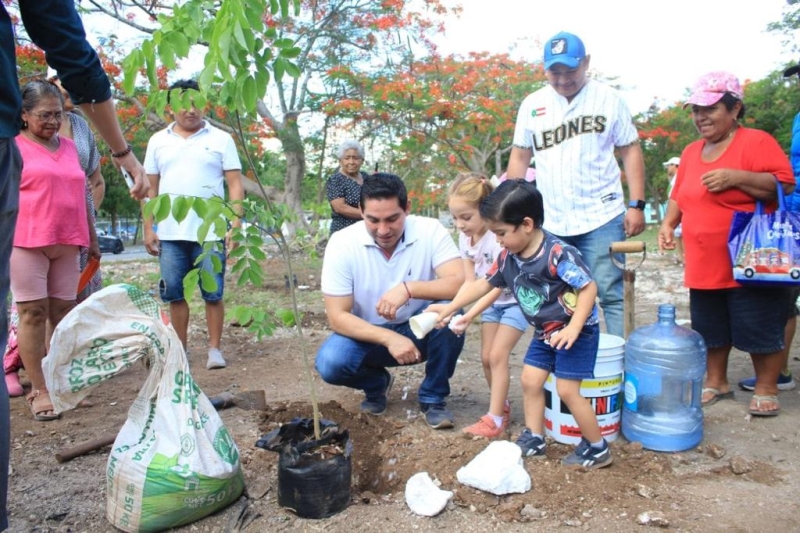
[321,215,460,325]
[512,80,639,236]
[144,121,241,242]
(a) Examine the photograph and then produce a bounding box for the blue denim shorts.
[158,240,225,303]
[523,323,600,380]
[480,302,529,332]
[690,287,791,354]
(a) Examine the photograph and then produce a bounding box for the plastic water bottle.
[622,304,707,452]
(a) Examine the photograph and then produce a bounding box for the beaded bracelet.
[110,144,133,158]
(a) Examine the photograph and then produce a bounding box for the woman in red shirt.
[658,71,794,417]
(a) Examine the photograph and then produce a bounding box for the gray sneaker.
[360,371,394,415]
[420,402,454,429]
[561,438,613,469]
[515,429,547,457]
[206,348,226,370]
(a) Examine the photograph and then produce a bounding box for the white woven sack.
[44,284,244,532]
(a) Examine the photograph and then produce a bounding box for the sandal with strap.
[749,394,780,417]
[26,389,61,422]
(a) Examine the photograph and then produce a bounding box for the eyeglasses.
[30,111,64,123]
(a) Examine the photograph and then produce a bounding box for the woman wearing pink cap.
[658,71,794,417]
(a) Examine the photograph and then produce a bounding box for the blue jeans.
[315,304,465,405]
[556,213,625,338]
[158,240,226,302]
[0,138,21,531]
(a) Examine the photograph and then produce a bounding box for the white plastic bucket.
[544,333,625,445]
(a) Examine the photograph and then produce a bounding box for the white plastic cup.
[410,312,439,339]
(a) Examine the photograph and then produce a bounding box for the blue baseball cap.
[544,32,586,70]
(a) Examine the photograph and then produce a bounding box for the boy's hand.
[448,314,469,335]
[549,324,581,350]
[424,303,453,329]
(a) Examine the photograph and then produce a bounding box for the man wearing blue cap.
[506,31,646,339]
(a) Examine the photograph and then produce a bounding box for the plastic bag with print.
[43,284,244,533]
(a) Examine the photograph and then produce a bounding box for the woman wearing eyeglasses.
[9,80,100,421]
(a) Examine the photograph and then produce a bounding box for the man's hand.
[144,228,160,256]
[624,208,645,238]
[386,332,422,365]
[375,284,410,321]
[114,152,149,200]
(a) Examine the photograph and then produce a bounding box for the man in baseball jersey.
[506,31,645,338]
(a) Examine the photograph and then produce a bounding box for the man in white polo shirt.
[143,79,244,371]
[506,31,646,338]
[316,173,465,429]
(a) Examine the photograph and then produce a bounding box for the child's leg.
[484,324,524,417]
[556,378,602,443]
[521,364,550,434]
[479,323,498,390]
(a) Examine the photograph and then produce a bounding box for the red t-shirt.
[672,127,793,289]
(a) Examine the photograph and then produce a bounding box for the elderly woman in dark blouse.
[326,139,370,234]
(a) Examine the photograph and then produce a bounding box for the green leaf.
[172,196,192,223]
[199,268,219,293]
[243,76,257,112]
[274,38,294,48]
[273,57,285,81]
[154,195,172,223]
[233,21,248,49]
[197,220,212,242]
[158,40,176,70]
[193,92,207,111]
[192,198,209,219]
[279,46,302,59]
[234,307,254,327]
[213,218,227,239]
[171,32,191,57]
[249,246,266,261]
[284,60,301,78]
[209,252,223,272]
[276,308,298,327]
[269,0,279,15]
[183,269,199,301]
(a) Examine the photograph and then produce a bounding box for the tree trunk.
[277,114,308,237]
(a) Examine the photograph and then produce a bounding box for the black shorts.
[690,287,791,354]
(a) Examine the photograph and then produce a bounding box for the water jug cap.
[657,304,676,322]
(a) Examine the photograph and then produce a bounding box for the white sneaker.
[207,348,226,370]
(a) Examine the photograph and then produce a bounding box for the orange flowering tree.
[322,52,546,201]
[84,0,459,232]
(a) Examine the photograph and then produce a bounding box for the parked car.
[98,234,124,254]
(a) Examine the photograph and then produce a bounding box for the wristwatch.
[627,200,646,210]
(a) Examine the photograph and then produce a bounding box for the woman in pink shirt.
[10,81,99,421]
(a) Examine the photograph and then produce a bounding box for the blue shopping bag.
[728,182,800,286]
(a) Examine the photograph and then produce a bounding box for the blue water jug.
[622,304,707,452]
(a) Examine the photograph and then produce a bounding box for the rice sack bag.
[43,284,245,532]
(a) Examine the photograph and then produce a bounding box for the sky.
[433,0,795,113]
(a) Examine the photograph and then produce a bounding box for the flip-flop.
[749,394,780,417]
[701,387,734,407]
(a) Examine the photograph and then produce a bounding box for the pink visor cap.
[683,71,743,108]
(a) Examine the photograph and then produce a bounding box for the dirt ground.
[5,248,800,532]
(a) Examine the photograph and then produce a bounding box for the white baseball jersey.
[512,80,639,236]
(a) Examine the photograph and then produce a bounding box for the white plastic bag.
[44,284,245,532]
